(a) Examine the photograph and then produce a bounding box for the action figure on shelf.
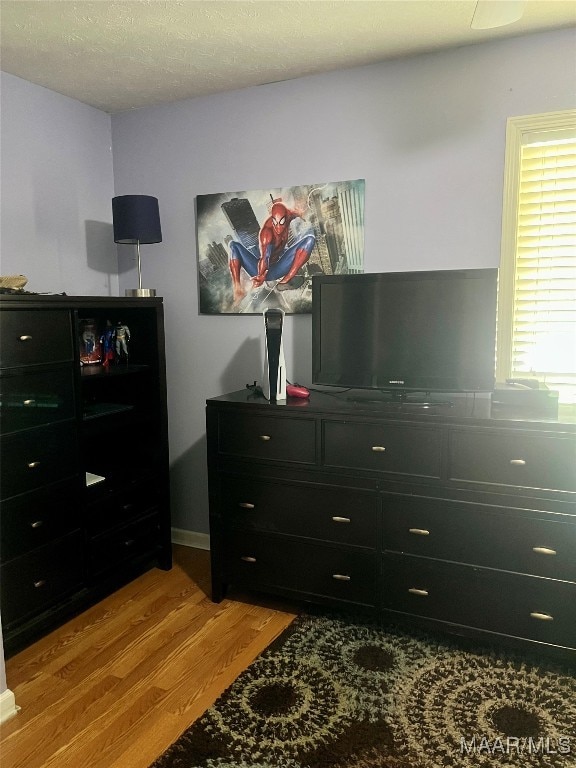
[100,320,115,368]
[114,321,130,362]
[79,318,102,365]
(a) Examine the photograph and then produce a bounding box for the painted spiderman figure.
[228,200,315,305]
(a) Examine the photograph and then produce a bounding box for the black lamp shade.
[112,195,162,244]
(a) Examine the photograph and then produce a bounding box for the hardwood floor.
[0,545,298,768]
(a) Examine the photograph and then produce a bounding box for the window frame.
[496,109,576,402]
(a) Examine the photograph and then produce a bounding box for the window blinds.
[510,135,576,401]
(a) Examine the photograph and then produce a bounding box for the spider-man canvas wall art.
[196,179,365,314]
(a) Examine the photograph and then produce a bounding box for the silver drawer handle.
[332,516,351,523]
[31,520,44,529]
[259,435,271,441]
[23,399,36,406]
[239,502,255,509]
[532,546,557,556]
[530,612,554,621]
[408,588,429,596]
[509,459,526,466]
[241,556,257,563]
[27,461,41,469]
[19,335,33,342]
[409,528,430,536]
[33,579,46,588]
[371,446,386,452]
[332,574,351,581]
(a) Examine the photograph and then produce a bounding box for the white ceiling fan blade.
[471,0,526,29]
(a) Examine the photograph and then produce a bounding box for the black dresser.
[0,295,171,655]
[207,389,576,659]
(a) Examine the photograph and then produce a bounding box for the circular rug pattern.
[200,652,353,763]
[281,614,446,721]
[393,651,576,767]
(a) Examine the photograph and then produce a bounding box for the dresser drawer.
[494,573,576,650]
[381,554,483,628]
[299,545,377,606]
[449,429,576,492]
[0,368,76,435]
[0,421,79,500]
[88,513,161,577]
[86,483,161,536]
[323,421,442,478]
[1,481,79,562]
[381,554,576,650]
[0,531,84,627]
[218,412,316,464]
[224,533,377,606]
[0,310,73,368]
[220,477,378,548]
[381,494,576,582]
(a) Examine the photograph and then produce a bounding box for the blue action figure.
[100,320,115,368]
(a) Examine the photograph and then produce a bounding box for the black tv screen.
[312,269,498,394]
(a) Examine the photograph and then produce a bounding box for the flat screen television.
[312,268,498,398]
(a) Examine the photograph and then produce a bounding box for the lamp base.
[125,288,156,298]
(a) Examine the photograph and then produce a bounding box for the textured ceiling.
[1,1,575,113]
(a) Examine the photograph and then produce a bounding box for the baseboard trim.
[171,528,210,551]
[0,688,18,724]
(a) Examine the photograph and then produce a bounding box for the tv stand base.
[345,389,455,409]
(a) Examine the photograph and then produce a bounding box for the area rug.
[150,611,576,768]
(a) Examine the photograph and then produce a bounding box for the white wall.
[111,29,575,535]
[0,73,117,296]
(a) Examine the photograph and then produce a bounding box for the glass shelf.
[82,403,134,420]
[80,364,149,379]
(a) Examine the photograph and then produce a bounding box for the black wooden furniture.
[0,295,171,655]
[207,389,576,658]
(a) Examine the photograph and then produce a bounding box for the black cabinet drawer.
[381,554,482,626]
[0,310,73,368]
[493,573,576,650]
[1,481,79,562]
[1,421,79,499]
[218,412,316,464]
[224,533,377,606]
[381,554,576,649]
[86,483,161,536]
[381,494,576,582]
[0,531,84,627]
[88,514,161,577]
[298,545,377,606]
[449,429,576,492]
[221,477,378,548]
[323,421,442,479]
[0,368,76,434]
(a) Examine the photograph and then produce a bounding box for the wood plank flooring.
[0,545,298,768]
